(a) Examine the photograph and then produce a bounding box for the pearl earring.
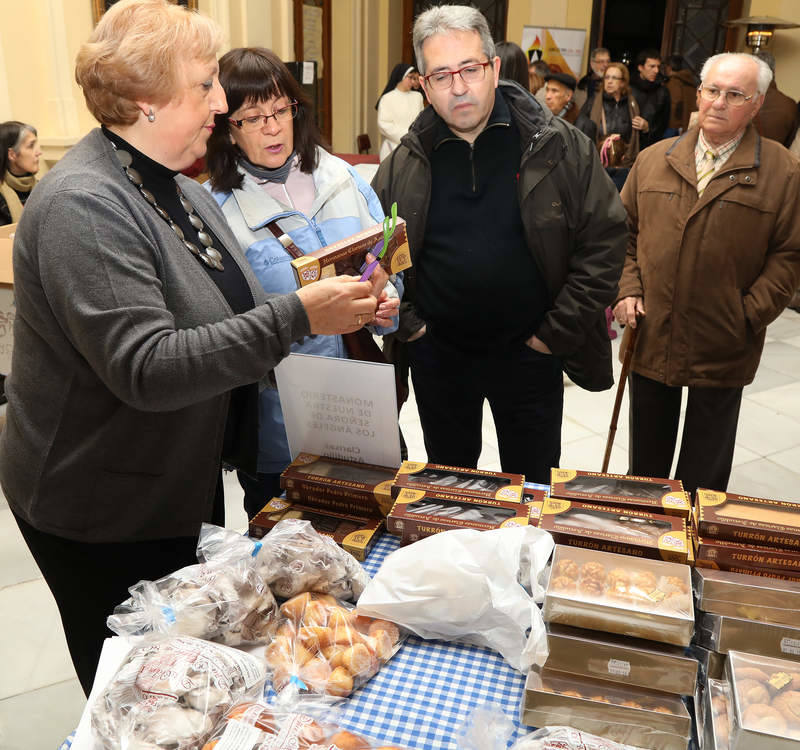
[147,109,156,122]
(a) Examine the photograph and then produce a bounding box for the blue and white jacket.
[209,148,402,473]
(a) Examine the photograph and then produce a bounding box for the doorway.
[601,0,667,67]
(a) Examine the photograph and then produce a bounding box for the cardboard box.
[387,488,536,543]
[542,545,694,646]
[280,453,397,518]
[696,612,800,662]
[521,670,691,750]
[696,488,800,551]
[538,497,689,564]
[248,497,383,561]
[290,218,411,287]
[694,534,800,581]
[545,623,698,695]
[693,567,800,627]
[392,461,524,502]
[727,651,800,749]
[550,469,691,519]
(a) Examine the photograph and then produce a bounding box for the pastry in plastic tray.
[704,678,732,750]
[544,623,697,695]
[696,612,800,662]
[538,497,689,564]
[542,545,694,646]
[726,650,800,749]
[264,591,403,697]
[106,557,278,646]
[696,488,800,550]
[202,702,411,749]
[522,669,691,750]
[280,453,398,518]
[91,635,267,750]
[550,469,690,518]
[694,567,800,626]
[392,460,524,502]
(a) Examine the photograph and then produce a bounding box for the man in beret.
[544,71,596,140]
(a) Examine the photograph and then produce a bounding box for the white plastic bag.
[356,526,553,672]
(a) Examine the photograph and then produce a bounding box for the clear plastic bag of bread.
[91,635,267,750]
[264,591,404,698]
[201,700,414,749]
[198,519,370,602]
[107,525,278,645]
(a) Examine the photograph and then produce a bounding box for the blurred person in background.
[376,63,425,161]
[0,121,41,225]
[664,55,698,135]
[630,48,671,147]
[496,41,530,90]
[575,47,610,109]
[584,62,647,190]
[754,51,798,148]
[544,71,596,139]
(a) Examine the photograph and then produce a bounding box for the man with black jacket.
[631,48,671,147]
[371,5,627,482]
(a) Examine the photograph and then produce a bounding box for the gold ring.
[356,314,365,325]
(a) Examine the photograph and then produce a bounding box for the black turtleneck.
[102,127,259,474]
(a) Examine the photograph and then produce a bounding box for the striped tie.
[696,149,716,197]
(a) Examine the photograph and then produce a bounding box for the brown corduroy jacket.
[618,124,800,388]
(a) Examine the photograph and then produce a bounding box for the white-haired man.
[372,5,626,482]
[614,53,800,494]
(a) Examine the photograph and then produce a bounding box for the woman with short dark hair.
[0,121,41,225]
[206,47,401,519]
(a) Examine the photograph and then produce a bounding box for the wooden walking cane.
[601,323,639,473]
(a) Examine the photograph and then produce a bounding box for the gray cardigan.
[0,129,310,542]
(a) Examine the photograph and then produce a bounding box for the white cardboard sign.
[275,352,401,468]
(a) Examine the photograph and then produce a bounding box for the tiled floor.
[1,310,798,749]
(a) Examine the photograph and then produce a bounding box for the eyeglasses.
[423,61,492,90]
[229,101,299,131]
[698,86,754,107]
[604,75,623,81]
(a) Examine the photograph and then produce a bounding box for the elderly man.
[372,5,626,482]
[615,52,800,494]
[544,71,597,140]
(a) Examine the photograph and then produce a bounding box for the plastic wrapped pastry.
[202,701,412,749]
[199,520,369,602]
[91,636,267,750]
[107,557,277,646]
[264,592,403,697]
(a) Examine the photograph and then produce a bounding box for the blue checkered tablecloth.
[323,533,529,749]
[62,511,544,750]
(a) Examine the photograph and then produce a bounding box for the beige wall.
[743,0,800,100]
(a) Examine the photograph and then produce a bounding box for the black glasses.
[698,86,754,107]
[423,61,492,90]
[229,101,299,132]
